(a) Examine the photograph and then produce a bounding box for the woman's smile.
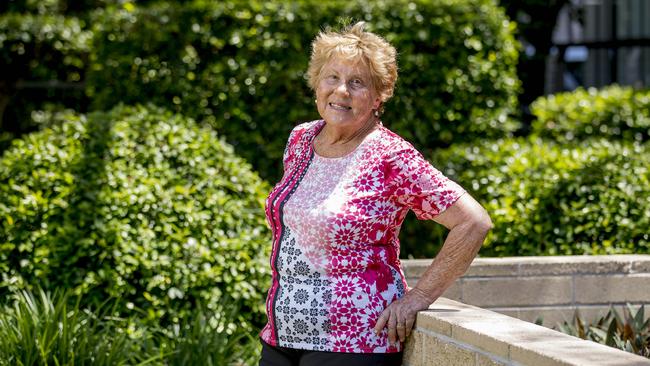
[328,102,352,111]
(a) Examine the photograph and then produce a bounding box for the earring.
[315,99,318,104]
[373,109,380,117]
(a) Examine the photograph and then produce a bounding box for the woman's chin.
[323,112,357,126]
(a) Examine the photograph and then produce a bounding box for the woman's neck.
[318,115,378,146]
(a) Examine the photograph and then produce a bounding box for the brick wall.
[402,255,650,328]
[403,297,650,366]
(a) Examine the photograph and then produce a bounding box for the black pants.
[259,338,403,366]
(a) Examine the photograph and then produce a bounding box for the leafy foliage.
[0,287,258,365]
[0,0,171,16]
[0,104,271,328]
[153,301,259,366]
[400,86,648,258]
[531,85,650,143]
[1,0,520,182]
[556,304,650,358]
[0,12,91,81]
[0,12,92,149]
[400,137,650,257]
[0,287,141,366]
[85,0,520,181]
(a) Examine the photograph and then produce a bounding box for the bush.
[86,0,520,181]
[0,12,92,143]
[0,104,271,328]
[530,85,650,143]
[400,137,650,257]
[0,13,91,81]
[0,0,170,16]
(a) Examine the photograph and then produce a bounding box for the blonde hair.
[307,22,398,104]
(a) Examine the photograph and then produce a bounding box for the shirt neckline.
[311,120,382,161]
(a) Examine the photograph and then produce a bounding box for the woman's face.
[315,56,381,130]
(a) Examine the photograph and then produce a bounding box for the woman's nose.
[334,81,350,95]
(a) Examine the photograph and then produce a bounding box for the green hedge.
[0,0,164,16]
[531,85,650,143]
[400,138,650,257]
[86,0,520,181]
[0,13,91,82]
[0,12,92,148]
[0,0,76,15]
[0,104,271,327]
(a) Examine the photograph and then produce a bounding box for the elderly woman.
[259,22,492,366]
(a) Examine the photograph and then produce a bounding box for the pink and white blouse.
[259,120,466,353]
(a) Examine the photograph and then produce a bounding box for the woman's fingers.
[405,314,416,338]
[396,310,417,342]
[374,293,428,344]
[373,308,390,335]
[396,314,407,342]
[387,308,398,344]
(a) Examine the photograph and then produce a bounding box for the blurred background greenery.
[1,0,649,363]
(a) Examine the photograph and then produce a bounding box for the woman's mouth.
[329,102,352,111]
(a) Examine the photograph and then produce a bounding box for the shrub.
[0,13,91,81]
[0,0,166,16]
[555,304,650,358]
[400,137,650,257]
[86,0,520,181]
[530,85,650,143]
[0,12,92,143]
[0,104,271,328]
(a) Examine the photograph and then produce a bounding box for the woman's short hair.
[307,21,398,103]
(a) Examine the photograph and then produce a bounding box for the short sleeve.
[282,130,294,173]
[282,126,302,173]
[387,146,466,220]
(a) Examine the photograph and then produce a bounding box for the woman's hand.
[373,287,436,345]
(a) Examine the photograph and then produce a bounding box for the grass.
[0,287,260,366]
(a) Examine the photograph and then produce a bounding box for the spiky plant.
[556,304,650,358]
[0,287,149,366]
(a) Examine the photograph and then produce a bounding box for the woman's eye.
[350,79,364,87]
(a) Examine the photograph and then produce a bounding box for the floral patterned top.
[259,120,466,353]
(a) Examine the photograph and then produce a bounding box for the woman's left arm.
[373,192,493,345]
